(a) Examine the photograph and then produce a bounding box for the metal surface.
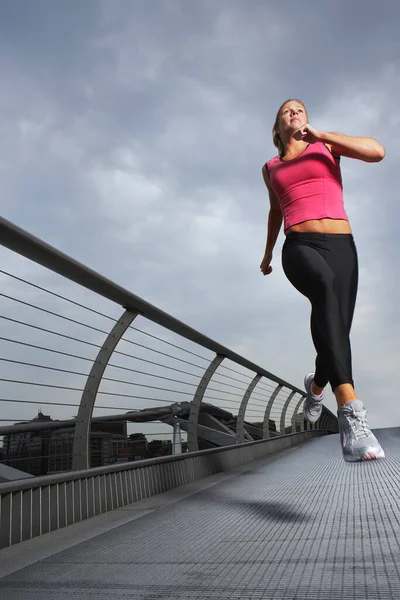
[187,355,225,452]
[263,384,283,439]
[0,430,325,549]
[236,373,262,443]
[72,309,138,471]
[177,417,239,447]
[0,217,305,394]
[0,464,34,483]
[280,389,297,434]
[0,428,398,599]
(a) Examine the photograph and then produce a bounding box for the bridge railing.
[0,216,338,472]
[0,216,338,547]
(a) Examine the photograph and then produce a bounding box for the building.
[1,411,54,476]
[47,421,128,473]
[2,413,130,476]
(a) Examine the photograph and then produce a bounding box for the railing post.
[72,309,138,470]
[187,354,225,452]
[236,374,262,443]
[280,390,297,434]
[172,418,182,455]
[263,384,283,439]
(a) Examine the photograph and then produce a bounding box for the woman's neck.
[282,139,309,158]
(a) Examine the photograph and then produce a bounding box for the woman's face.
[278,101,307,136]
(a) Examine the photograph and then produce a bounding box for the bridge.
[1,216,398,599]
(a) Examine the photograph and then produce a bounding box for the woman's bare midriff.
[285,218,352,235]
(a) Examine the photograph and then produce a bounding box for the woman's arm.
[294,124,386,162]
[260,165,283,275]
[319,131,386,163]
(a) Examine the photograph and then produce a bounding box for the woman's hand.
[260,252,273,275]
[293,123,322,144]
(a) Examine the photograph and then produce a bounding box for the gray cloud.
[1,0,399,431]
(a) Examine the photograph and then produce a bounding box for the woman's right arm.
[260,165,283,275]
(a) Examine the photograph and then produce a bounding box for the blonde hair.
[272,99,307,157]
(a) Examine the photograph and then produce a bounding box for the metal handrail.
[0,429,331,495]
[0,216,303,393]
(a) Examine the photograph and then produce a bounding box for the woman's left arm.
[294,124,386,162]
[319,131,386,162]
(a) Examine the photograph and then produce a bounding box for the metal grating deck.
[1,428,400,599]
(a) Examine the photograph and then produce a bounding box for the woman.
[260,99,385,462]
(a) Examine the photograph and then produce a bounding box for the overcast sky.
[1,0,399,432]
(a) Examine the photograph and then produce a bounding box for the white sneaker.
[338,400,385,462]
[303,373,324,423]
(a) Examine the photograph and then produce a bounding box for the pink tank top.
[266,142,348,231]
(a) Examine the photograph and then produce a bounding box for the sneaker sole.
[343,448,385,462]
[304,373,314,391]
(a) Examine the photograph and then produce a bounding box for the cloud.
[1,0,399,435]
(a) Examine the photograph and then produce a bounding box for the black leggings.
[282,232,358,391]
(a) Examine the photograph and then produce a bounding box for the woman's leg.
[282,234,355,393]
[321,235,358,407]
[311,311,357,404]
[282,233,384,461]
[311,313,329,389]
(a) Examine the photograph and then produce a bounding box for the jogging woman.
[261,99,386,462]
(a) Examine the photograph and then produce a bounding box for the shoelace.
[345,408,370,440]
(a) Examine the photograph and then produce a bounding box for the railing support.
[72,309,138,470]
[291,396,306,433]
[280,390,297,434]
[187,354,225,452]
[236,374,262,443]
[263,384,283,439]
